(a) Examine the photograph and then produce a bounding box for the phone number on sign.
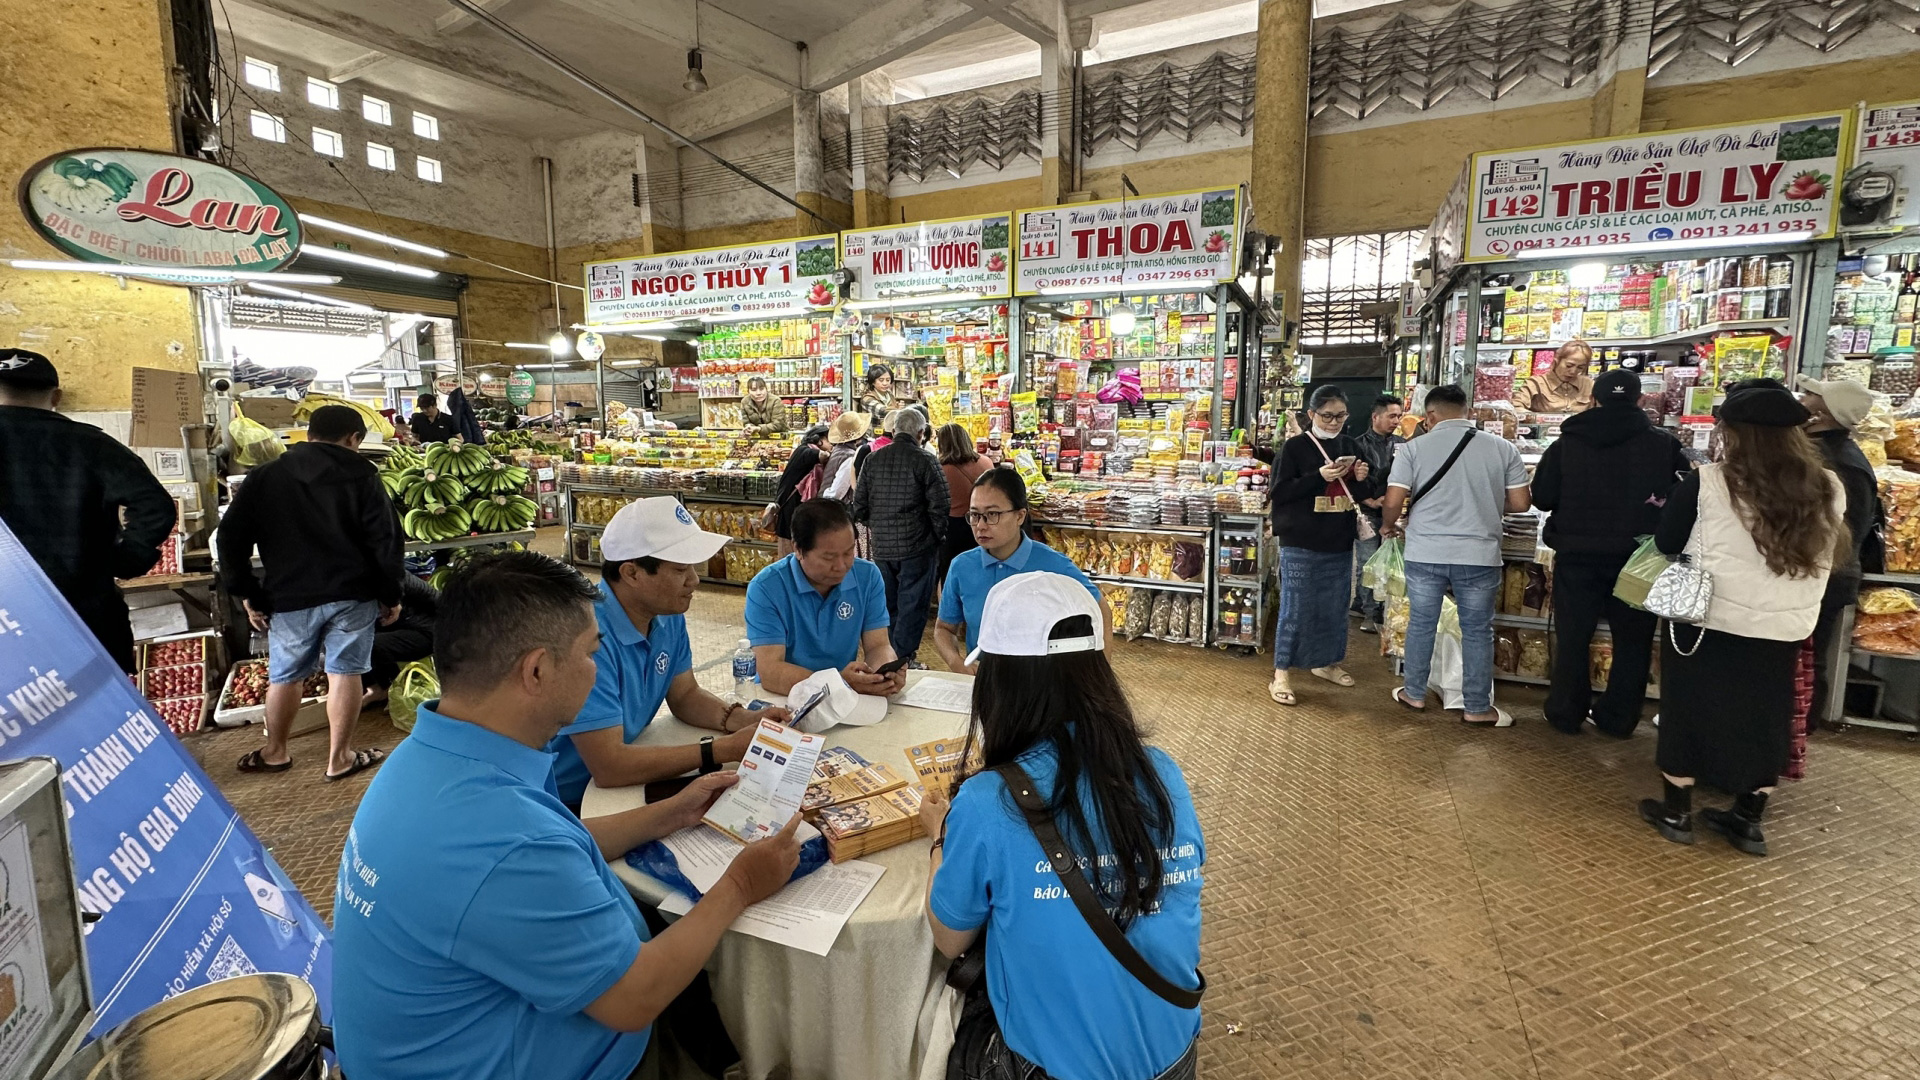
[1127,267,1220,283]
[1678,219,1821,239]
[1028,274,1116,290]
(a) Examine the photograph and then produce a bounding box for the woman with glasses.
[933,467,1108,675]
[1252,384,1377,706]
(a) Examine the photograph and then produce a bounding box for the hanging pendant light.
[880,327,907,356]
[1109,301,1137,336]
[684,49,709,93]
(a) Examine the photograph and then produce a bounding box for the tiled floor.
[187,530,1920,1079]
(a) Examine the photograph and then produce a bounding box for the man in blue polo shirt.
[933,466,1107,675]
[744,498,906,696]
[332,551,802,1080]
[549,497,793,808]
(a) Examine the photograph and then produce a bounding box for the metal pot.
[52,973,323,1080]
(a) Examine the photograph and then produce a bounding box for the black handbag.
[944,763,1204,1080]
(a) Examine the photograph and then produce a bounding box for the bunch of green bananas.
[485,430,538,451]
[468,493,540,533]
[402,468,470,510]
[382,444,424,472]
[428,564,455,590]
[403,501,473,543]
[379,469,410,498]
[425,437,494,479]
[468,458,532,495]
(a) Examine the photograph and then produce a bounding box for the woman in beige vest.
[1640,381,1844,857]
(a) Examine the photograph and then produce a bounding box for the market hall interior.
[4,0,1920,1077]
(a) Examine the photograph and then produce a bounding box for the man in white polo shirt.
[1379,383,1531,727]
[550,497,792,809]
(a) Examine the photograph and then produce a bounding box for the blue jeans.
[878,551,939,661]
[1401,561,1501,714]
[1352,531,1382,619]
[267,599,378,684]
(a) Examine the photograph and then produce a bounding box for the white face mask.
[1312,421,1343,439]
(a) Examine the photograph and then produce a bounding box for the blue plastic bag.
[625,833,831,901]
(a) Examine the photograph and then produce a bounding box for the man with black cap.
[1531,367,1690,736]
[219,404,403,782]
[0,348,177,671]
[1797,375,1880,725]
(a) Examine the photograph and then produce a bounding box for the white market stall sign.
[17,147,301,270]
[1465,111,1850,261]
[584,235,840,323]
[843,214,1012,299]
[1014,187,1240,295]
[1855,100,1920,229]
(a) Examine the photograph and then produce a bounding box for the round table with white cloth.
[581,672,971,1080]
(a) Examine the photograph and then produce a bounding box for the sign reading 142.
[1479,156,1546,221]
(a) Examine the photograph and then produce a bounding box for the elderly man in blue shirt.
[548,497,792,808]
[332,551,802,1080]
[743,497,906,696]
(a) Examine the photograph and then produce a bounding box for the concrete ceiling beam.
[548,0,803,90]
[227,0,653,133]
[964,0,1058,44]
[434,0,522,34]
[327,49,390,82]
[666,77,793,144]
[806,0,1001,91]
[1065,0,1156,16]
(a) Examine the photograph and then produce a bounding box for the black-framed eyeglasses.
[1314,411,1349,423]
[966,509,1018,526]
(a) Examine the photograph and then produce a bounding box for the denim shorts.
[268,599,379,684]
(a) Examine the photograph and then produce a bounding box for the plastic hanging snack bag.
[1360,537,1406,601]
[386,659,440,734]
[1612,534,1667,610]
[229,405,286,467]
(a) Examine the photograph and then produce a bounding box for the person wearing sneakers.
[1796,375,1880,726]
[1379,384,1531,727]
[1531,368,1689,738]
[547,497,792,810]
[1638,381,1842,857]
[1251,385,1378,706]
[920,571,1205,1080]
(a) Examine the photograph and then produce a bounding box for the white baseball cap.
[600,496,731,564]
[966,571,1105,665]
[786,667,889,733]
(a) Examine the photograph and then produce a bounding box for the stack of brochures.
[904,738,982,798]
[801,747,910,815]
[817,786,925,863]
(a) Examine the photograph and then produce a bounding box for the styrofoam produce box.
[213,659,330,735]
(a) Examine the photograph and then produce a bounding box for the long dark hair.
[1719,420,1841,578]
[964,614,1173,926]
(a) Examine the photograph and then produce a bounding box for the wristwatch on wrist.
[699,735,717,774]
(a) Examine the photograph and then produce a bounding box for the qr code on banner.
[206,936,258,982]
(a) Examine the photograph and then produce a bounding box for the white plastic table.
[580,673,970,1080]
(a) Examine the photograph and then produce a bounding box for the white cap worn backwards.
[966,570,1105,666]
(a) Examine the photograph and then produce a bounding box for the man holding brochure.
[548,497,792,809]
[332,551,802,1080]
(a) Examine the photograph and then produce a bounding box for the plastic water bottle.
[731,638,757,702]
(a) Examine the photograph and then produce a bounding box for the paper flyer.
[702,720,825,843]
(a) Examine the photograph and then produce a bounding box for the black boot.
[1701,791,1769,856]
[1638,780,1694,845]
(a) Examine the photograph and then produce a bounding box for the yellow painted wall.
[1082,147,1254,203]
[1643,54,1914,130]
[889,175,1046,224]
[0,0,200,410]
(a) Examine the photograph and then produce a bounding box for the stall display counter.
[1211,513,1270,650]
[1827,572,1920,738]
[562,468,780,585]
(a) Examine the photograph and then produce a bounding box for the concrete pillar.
[1590,0,1652,136]
[1251,0,1312,331]
[793,91,827,235]
[0,0,200,410]
[849,73,893,228]
[1036,0,1072,206]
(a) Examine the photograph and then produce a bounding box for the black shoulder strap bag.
[1404,429,1477,514]
[945,763,1204,1080]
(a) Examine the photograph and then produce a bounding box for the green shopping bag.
[388,659,439,734]
[1361,537,1406,600]
[1612,535,1668,611]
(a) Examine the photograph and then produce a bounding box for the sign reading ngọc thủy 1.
[583,235,841,325]
[1465,110,1851,261]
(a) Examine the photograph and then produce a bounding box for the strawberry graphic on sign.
[986,252,1007,273]
[806,280,834,307]
[1782,171,1830,200]
[1204,230,1230,254]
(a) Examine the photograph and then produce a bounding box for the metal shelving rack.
[562,479,776,585]
[1826,572,1920,738]
[1030,518,1214,646]
[1211,513,1268,651]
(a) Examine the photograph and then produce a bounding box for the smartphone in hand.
[873,657,910,676]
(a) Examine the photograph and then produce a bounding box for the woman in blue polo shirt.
[921,572,1204,1080]
[933,467,1105,674]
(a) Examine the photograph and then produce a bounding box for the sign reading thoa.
[584,235,840,324]
[1014,187,1240,295]
[18,147,301,271]
[842,215,1011,299]
[1465,111,1849,260]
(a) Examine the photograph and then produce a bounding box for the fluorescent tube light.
[299,246,439,278]
[297,213,449,258]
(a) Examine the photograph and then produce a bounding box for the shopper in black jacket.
[0,350,176,672]
[1252,385,1377,706]
[219,405,402,782]
[1532,369,1690,736]
[1798,377,1879,726]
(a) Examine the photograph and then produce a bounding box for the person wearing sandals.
[219,405,400,782]
[1378,384,1531,728]
[1252,385,1377,705]
[921,572,1204,1080]
[1639,381,1843,856]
